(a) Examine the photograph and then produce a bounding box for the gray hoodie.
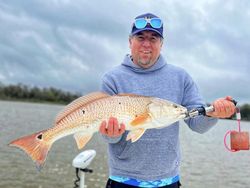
[101,54,217,181]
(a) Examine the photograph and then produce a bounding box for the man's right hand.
[99,117,126,137]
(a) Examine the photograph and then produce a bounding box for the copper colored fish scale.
[9,92,187,169]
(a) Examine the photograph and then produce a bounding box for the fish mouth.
[180,111,189,118]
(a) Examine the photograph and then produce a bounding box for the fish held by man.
[9,92,187,169]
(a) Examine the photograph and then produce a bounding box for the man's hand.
[99,117,126,137]
[206,96,236,118]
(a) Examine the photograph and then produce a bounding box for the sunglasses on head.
[134,17,163,29]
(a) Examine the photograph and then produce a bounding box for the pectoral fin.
[130,113,151,126]
[126,129,146,143]
[74,133,93,149]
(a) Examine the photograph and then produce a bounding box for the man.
[99,13,235,188]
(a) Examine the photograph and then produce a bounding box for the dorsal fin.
[55,92,110,124]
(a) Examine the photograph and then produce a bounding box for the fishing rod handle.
[204,106,214,114]
[187,98,237,118]
[204,98,237,115]
[231,99,237,106]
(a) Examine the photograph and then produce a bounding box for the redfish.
[9,92,187,169]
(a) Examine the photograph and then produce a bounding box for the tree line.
[239,104,250,121]
[0,83,249,121]
[0,83,80,104]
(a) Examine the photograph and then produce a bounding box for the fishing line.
[223,107,244,152]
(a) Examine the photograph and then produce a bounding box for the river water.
[0,100,249,188]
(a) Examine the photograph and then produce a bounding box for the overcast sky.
[0,0,249,104]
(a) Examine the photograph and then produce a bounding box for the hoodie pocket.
[116,141,133,159]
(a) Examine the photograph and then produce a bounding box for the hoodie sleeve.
[100,74,123,143]
[182,73,218,133]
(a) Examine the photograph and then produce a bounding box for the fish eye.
[173,104,178,108]
[37,134,43,140]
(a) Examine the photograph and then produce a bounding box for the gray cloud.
[160,0,250,103]
[0,0,249,103]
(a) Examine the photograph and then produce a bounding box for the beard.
[137,57,154,68]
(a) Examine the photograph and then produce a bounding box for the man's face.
[129,31,163,69]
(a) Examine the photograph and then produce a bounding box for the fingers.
[209,97,236,118]
[225,96,232,101]
[99,120,107,134]
[109,117,118,137]
[99,117,125,137]
[225,99,235,115]
[213,102,226,118]
[119,123,126,135]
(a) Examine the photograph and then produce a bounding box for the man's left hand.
[206,96,236,118]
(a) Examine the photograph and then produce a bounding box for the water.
[0,100,249,188]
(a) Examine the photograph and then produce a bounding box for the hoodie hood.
[121,54,166,73]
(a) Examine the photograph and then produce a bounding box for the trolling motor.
[187,99,249,152]
[72,150,96,188]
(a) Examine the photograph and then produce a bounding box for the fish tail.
[9,130,52,170]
